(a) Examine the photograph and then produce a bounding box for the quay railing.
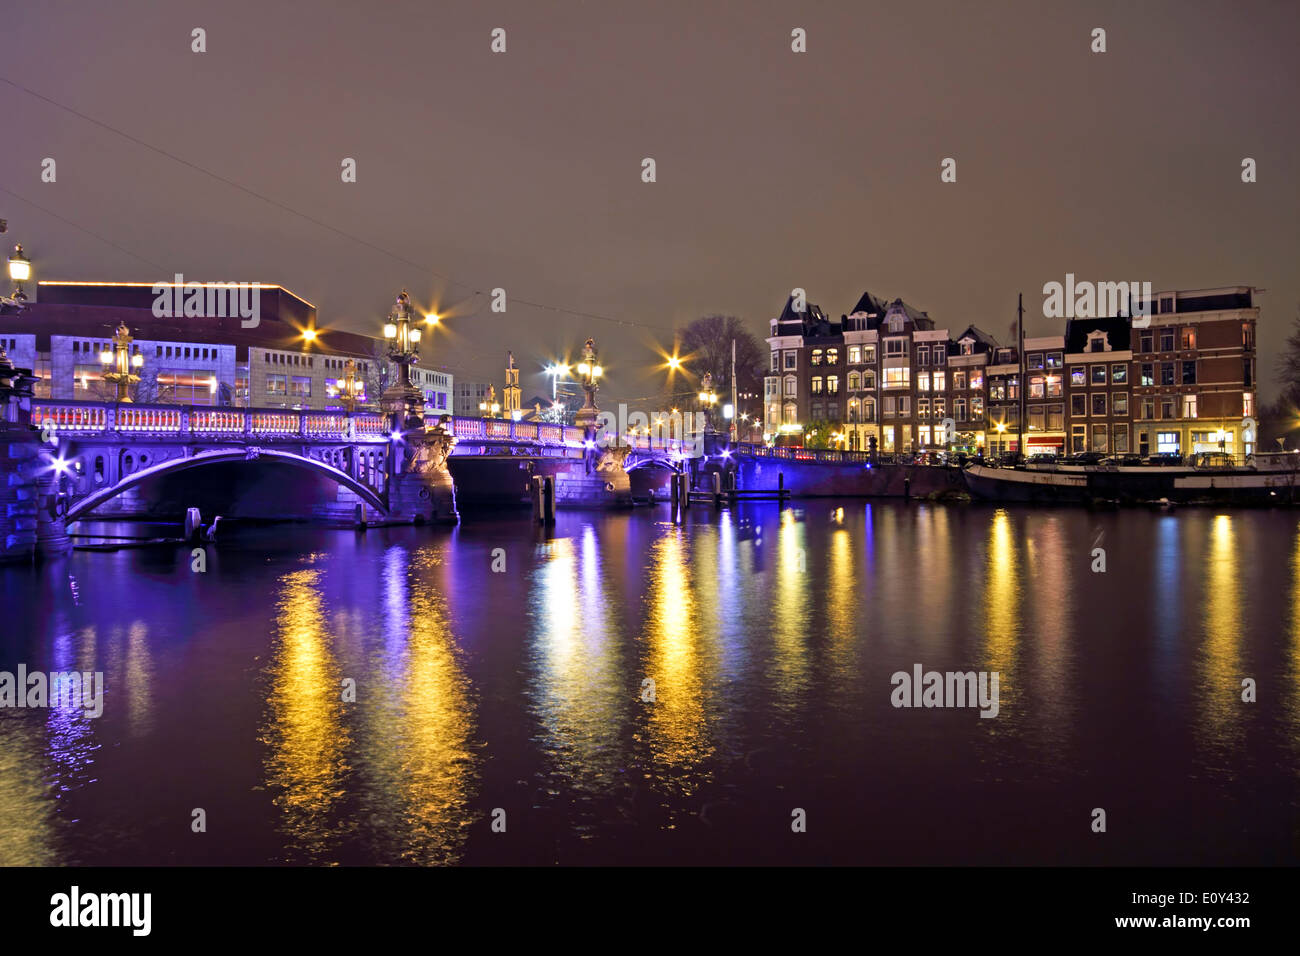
[738,442,875,464]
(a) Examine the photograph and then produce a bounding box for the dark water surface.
[2,502,1298,865]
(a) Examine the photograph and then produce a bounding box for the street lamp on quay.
[545,362,571,401]
[698,372,718,432]
[100,322,144,403]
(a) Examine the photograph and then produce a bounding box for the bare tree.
[675,314,767,414]
[1274,302,1300,407]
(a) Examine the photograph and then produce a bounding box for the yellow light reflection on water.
[0,719,57,865]
[825,525,859,693]
[644,530,712,776]
[770,509,812,703]
[531,536,629,800]
[263,569,353,862]
[1288,526,1300,761]
[390,575,476,864]
[983,510,1020,676]
[1198,514,1243,752]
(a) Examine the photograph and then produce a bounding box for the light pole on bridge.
[381,289,425,430]
[100,323,143,403]
[573,337,603,430]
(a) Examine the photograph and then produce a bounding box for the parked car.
[1026,453,1059,468]
[1101,453,1144,467]
[1061,451,1106,465]
[1144,453,1186,467]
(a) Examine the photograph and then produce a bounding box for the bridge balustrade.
[189,410,244,433]
[31,403,108,434]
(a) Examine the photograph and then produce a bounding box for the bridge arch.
[64,447,387,523]
[625,455,685,474]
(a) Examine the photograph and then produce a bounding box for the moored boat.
[964,453,1300,506]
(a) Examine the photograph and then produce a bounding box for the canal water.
[2,502,1297,866]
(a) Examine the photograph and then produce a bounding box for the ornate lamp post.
[381,289,424,430]
[340,358,361,413]
[573,337,603,430]
[100,323,143,403]
[7,244,30,304]
[698,372,718,433]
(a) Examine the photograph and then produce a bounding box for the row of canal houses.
[763,286,1259,460]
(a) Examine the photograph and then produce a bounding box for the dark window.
[1181,361,1196,385]
[1159,329,1175,352]
[1139,332,1153,353]
[1160,363,1175,386]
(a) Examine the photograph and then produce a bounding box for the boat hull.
[963,464,1300,506]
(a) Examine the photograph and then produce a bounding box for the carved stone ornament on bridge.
[405,417,456,474]
[594,444,632,474]
[245,446,262,460]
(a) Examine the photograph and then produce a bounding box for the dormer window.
[1087,331,1110,353]
[960,337,974,356]
[888,314,905,333]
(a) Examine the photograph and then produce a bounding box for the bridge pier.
[386,416,459,525]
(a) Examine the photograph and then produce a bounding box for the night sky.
[3,0,1297,403]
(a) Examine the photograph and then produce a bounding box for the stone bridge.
[8,399,692,554]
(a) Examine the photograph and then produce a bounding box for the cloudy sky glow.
[3,0,1296,401]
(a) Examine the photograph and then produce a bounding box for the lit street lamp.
[101,322,143,403]
[698,372,718,432]
[573,337,603,429]
[380,289,425,430]
[340,358,362,413]
[546,362,570,401]
[8,244,31,303]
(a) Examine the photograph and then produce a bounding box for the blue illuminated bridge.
[25,399,693,527]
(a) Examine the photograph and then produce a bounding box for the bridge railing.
[31,399,390,440]
[449,416,588,446]
[29,400,690,456]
